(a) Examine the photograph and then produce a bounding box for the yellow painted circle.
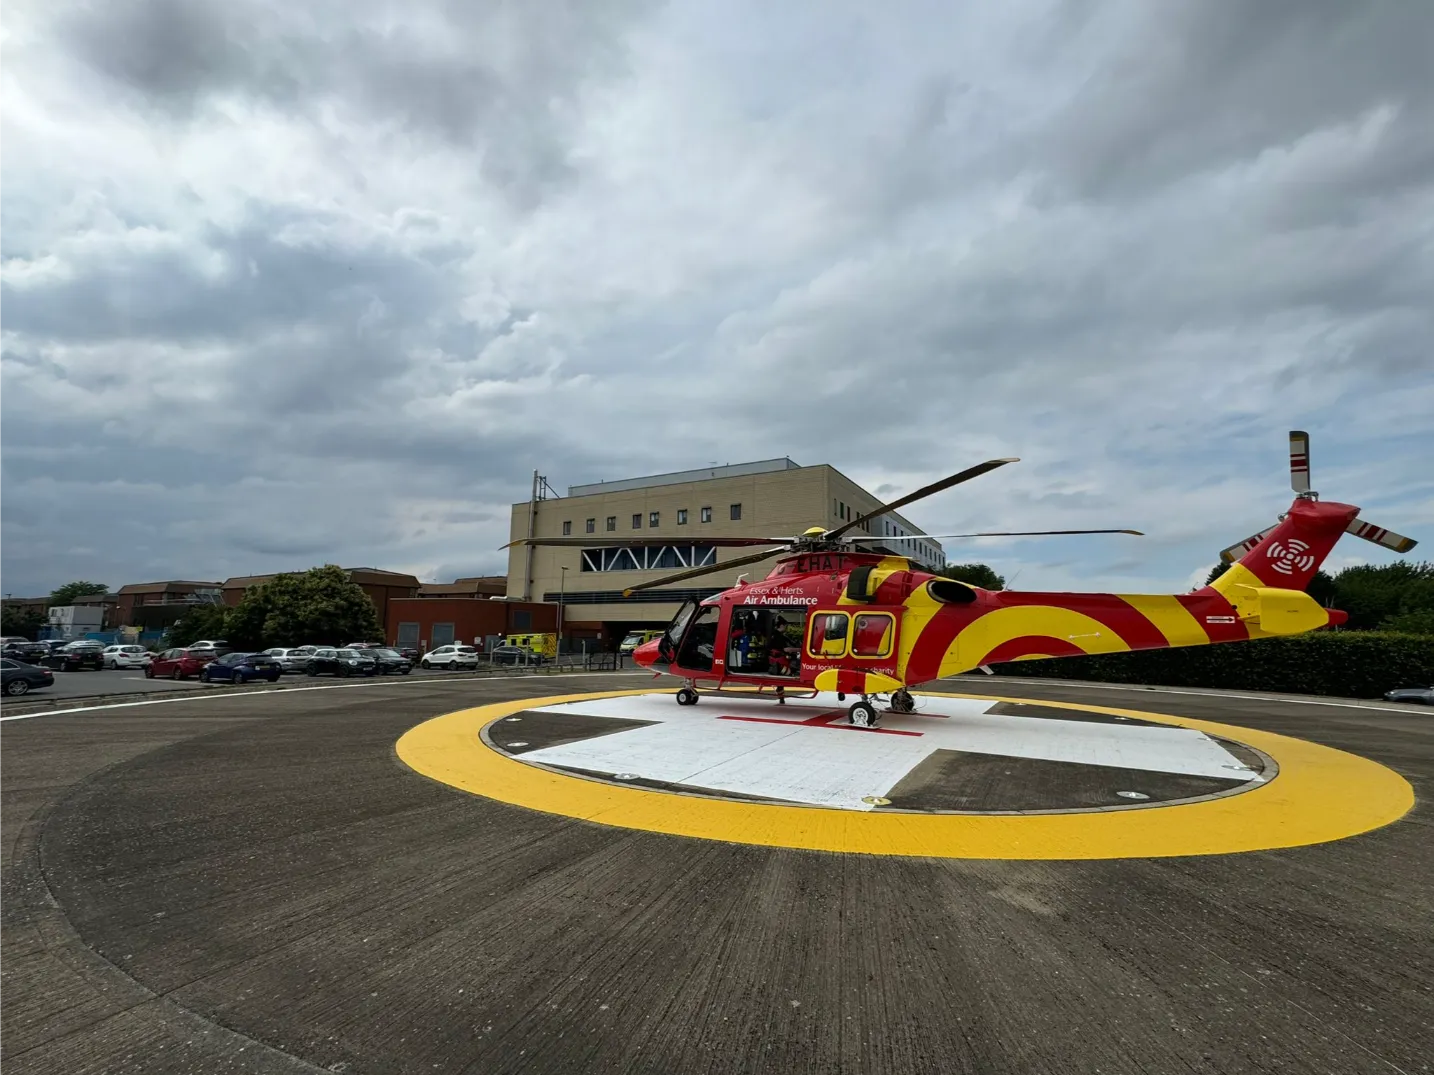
[395,690,1414,860]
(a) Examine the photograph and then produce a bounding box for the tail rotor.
[1217,430,1418,573]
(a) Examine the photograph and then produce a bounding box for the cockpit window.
[661,600,699,661]
[675,604,720,671]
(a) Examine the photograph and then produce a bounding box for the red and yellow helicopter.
[511,432,1416,727]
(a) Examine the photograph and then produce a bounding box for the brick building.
[385,598,557,652]
[115,581,224,631]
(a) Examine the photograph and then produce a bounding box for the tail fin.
[1211,498,1358,595]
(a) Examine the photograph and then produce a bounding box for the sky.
[3,0,1431,597]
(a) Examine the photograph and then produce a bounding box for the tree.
[230,565,381,648]
[1,605,46,640]
[1381,609,1434,636]
[168,604,230,647]
[936,563,1005,590]
[1329,562,1434,631]
[48,581,109,605]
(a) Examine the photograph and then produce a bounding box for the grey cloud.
[56,0,654,206]
[1031,3,1434,200]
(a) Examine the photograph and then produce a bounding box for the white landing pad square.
[521,692,1260,811]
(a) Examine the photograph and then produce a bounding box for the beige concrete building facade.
[506,459,943,632]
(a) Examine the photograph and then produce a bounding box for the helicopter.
[508,432,1417,728]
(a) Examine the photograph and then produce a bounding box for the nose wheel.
[676,686,700,706]
[847,698,879,728]
[890,688,915,714]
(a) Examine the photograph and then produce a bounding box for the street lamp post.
[558,565,567,654]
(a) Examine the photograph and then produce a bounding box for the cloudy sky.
[3,0,1431,597]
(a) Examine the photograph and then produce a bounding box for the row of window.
[562,504,741,536]
[833,500,940,566]
[580,545,718,573]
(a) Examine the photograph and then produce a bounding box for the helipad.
[396,689,1413,859]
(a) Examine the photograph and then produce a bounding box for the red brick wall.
[385,599,558,650]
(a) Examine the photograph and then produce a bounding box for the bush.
[992,631,1434,698]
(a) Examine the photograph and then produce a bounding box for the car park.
[146,648,216,680]
[102,644,152,670]
[2,639,50,663]
[2,658,55,695]
[1384,686,1434,705]
[351,647,412,675]
[42,640,107,672]
[420,644,480,670]
[304,648,377,677]
[200,652,283,684]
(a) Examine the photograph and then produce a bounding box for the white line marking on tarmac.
[984,677,1423,714]
[0,672,651,722]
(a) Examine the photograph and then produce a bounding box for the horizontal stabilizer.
[1346,518,1418,554]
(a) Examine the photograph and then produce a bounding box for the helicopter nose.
[633,638,662,668]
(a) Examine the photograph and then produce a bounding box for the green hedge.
[992,631,1434,698]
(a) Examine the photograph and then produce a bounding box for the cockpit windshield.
[660,600,699,661]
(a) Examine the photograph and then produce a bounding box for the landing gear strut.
[889,688,915,714]
[848,697,879,728]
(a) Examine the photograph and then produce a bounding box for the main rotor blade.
[502,536,794,550]
[847,528,1144,542]
[826,458,1020,540]
[621,547,786,597]
[1347,518,1418,554]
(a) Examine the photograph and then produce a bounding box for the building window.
[512,610,532,630]
[649,511,660,527]
[730,503,742,521]
[585,518,596,533]
[396,622,420,647]
[581,545,717,572]
[677,509,688,525]
[431,622,456,647]
[606,516,616,531]
[701,506,712,523]
[632,513,642,529]
[562,520,572,536]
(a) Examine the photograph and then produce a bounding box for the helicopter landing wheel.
[890,688,915,714]
[676,687,699,706]
[848,699,879,728]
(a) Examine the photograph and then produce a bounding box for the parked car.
[420,644,480,670]
[2,639,49,663]
[619,629,662,654]
[304,648,377,677]
[2,658,55,695]
[490,644,542,665]
[200,651,283,684]
[395,645,420,662]
[186,639,233,657]
[1384,686,1434,705]
[260,647,311,673]
[42,640,106,671]
[352,647,412,675]
[146,648,216,680]
[101,644,152,670]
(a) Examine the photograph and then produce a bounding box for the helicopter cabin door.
[806,608,901,683]
[723,606,805,680]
